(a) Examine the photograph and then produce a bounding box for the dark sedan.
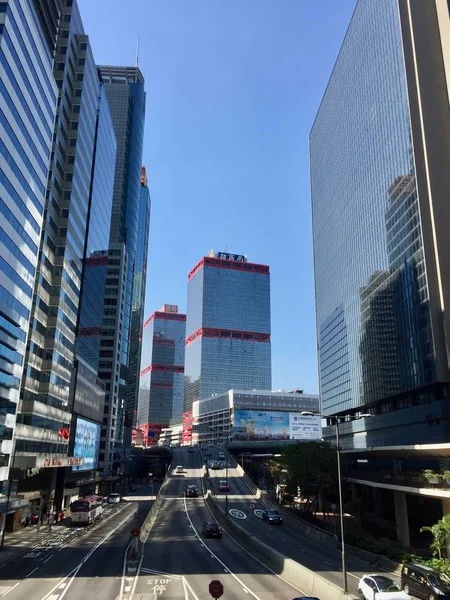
[202,522,222,538]
[185,485,199,498]
[218,480,230,492]
[262,509,283,524]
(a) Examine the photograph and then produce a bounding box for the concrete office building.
[0,0,59,503]
[137,305,186,446]
[126,167,151,453]
[191,389,320,447]
[310,0,450,546]
[184,251,272,415]
[97,66,146,476]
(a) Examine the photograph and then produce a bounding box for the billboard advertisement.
[72,417,101,471]
[233,409,321,441]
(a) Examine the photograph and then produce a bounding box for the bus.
[70,495,103,525]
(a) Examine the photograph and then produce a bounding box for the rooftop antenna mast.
[136,36,140,68]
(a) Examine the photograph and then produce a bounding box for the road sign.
[131,527,140,537]
[209,580,224,599]
[249,503,255,511]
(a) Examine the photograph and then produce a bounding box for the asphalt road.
[132,447,310,600]
[206,445,401,599]
[0,484,159,600]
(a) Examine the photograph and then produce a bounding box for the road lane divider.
[183,495,263,600]
[204,490,350,600]
[40,509,135,600]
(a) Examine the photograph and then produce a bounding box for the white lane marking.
[202,495,309,597]
[25,567,39,578]
[324,561,332,566]
[183,576,200,600]
[229,508,246,519]
[243,589,249,594]
[254,509,264,519]
[43,554,54,564]
[118,540,132,600]
[124,587,131,592]
[130,553,143,597]
[41,510,134,600]
[348,572,361,580]
[182,576,189,600]
[1,583,20,597]
[141,568,181,579]
[184,496,262,600]
[57,565,82,600]
[57,583,67,589]
[82,510,134,564]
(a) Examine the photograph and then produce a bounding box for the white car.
[107,493,121,504]
[358,575,411,600]
[175,465,184,473]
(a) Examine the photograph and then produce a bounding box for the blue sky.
[78,0,356,394]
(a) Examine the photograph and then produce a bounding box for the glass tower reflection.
[311,0,437,420]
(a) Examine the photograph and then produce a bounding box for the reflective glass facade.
[17,0,100,461]
[0,0,58,485]
[311,0,450,446]
[126,167,151,448]
[138,309,186,426]
[77,84,116,373]
[184,255,272,412]
[97,66,145,471]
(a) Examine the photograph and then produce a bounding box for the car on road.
[202,522,222,538]
[358,575,411,600]
[401,563,450,599]
[175,465,184,473]
[218,480,230,492]
[262,509,283,524]
[185,485,199,498]
[107,493,121,504]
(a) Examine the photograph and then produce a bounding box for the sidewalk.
[0,519,69,569]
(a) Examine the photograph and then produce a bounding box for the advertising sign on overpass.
[233,409,321,441]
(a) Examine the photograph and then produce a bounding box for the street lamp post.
[334,417,347,594]
[301,410,372,594]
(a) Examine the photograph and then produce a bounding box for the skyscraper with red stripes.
[138,305,186,438]
[184,252,272,413]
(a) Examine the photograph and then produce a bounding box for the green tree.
[277,441,337,513]
[421,515,450,558]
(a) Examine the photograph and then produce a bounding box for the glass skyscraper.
[96,66,146,473]
[126,167,151,450]
[0,0,58,488]
[17,0,100,468]
[138,305,186,438]
[311,0,450,447]
[60,81,116,500]
[184,252,272,413]
[76,84,116,374]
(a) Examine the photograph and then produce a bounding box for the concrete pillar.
[394,490,410,547]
